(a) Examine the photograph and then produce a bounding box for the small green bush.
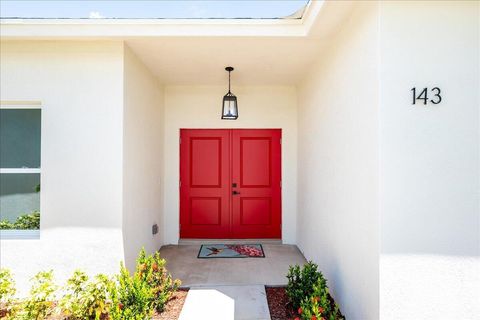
[286,261,322,310]
[0,220,13,230]
[0,249,180,319]
[60,270,114,319]
[20,270,57,320]
[136,248,181,312]
[82,274,115,319]
[299,276,344,320]
[0,211,40,230]
[59,270,89,318]
[287,262,344,320]
[109,263,153,320]
[0,269,18,318]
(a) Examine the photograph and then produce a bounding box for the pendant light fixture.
[221,66,238,120]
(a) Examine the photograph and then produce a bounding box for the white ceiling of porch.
[125,1,356,86]
[126,37,325,85]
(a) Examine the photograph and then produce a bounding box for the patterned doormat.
[197,244,265,258]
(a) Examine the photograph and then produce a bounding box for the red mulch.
[266,286,345,320]
[152,289,189,320]
[265,287,297,320]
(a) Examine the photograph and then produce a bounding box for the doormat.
[197,244,265,258]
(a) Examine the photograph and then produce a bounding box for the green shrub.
[82,274,115,319]
[286,261,322,310]
[109,262,153,320]
[0,211,40,230]
[298,277,344,320]
[1,249,180,319]
[136,248,181,312]
[0,220,14,230]
[14,211,40,229]
[109,249,181,319]
[20,270,57,320]
[0,269,18,317]
[60,270,115,320]
[59,270,89,318]
[287,262,344,320]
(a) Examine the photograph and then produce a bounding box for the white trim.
[0,168,41,174]
[0,100,42,109]
[0,1,324,39]
[0,229,40,240]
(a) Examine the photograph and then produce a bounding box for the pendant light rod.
[226,66,234,93]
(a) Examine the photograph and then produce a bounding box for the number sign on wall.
[411,87,442,105]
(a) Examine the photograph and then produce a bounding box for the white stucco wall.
[0,41,125,296]
[123,45,165,271]
[296,3,379,319]
[163,85,297,244]
[379,1,480,319]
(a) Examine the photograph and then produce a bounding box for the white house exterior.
[0,1,478,319]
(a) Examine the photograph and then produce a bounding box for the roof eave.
[0,1,324,39]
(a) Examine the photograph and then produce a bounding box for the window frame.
[0,101,42,239]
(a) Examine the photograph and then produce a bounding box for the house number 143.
[411,87,442,105]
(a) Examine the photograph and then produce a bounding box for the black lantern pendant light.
[221,66,238,120]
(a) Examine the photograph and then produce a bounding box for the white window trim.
[0,168,41,174]
[0,100,42,109]
[0,101,42,238]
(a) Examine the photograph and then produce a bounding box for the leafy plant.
[286,261,322,310]
[1,249,180,319]
[60,270,89,318]
[13,211,40,230]
[109,263,153,320]
[20,270,57,319]
[0,220,14,230]
[60,270,115,320]
[82,274,115,319]
[0,211,40,230]
[0,269,18,318]
[109,249,180,319]
[298,276,344,320]
[136,248,181,312]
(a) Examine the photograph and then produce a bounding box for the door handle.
[232,190,240,195]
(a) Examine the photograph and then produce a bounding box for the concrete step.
[179,285,270,320]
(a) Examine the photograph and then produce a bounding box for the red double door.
[180,129,281,239]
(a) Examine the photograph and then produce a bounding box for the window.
[0,104,41,239]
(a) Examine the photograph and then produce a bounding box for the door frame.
[179,128,282,239]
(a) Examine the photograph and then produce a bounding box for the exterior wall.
[0,41,125,296]
[123,46,165,271]
[379,1,480,319]
[296,3,379,319]
[164,86,297,244]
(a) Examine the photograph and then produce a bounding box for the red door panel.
[232,129,281,238]
[180,129,230,238]
[180,129,281,239]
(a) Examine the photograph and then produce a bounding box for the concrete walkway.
[179,285,270,320]
[160,244,307,319]
[160,244,307,286]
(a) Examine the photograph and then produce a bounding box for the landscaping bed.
[266,286,344,320]
[266,262,345,320]
[151,289,188,320]
[1,289,187,320]
[0,249,183,320]
[265,286,296,320]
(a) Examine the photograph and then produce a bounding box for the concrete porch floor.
[159,244,307,287]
